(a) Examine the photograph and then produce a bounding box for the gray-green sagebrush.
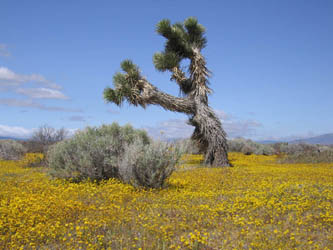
[47,123,183,188]
[103,17,230,167]
[0,140,26,161]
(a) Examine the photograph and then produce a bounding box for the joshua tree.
[104,17,230,166]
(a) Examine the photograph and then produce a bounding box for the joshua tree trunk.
[190,100,229,166]
[103,17,231,167]
[186,47,230,166]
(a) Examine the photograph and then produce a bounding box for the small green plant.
[0,140,26,160]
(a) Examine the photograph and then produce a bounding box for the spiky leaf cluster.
[153,17,207,72]
[104,17,209,107]
[104,60,142,106]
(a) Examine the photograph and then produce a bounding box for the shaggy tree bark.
[103,18,230,167]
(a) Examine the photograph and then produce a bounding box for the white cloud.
[0,67,20,86]
[0,44,10,57]
[0,124,33,138]
[144,119,193,140]
[214,109,262,138]
[0,67,77,112]
[223,119,262,138]
[16,87,68,99]
[215,110,233,121]
[67,128,79,137]
[144,110,262,140]
[0,124,79,139]
[0,67,61,89]
[0,98,82,112]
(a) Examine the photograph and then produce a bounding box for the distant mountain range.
[258,133,333,145]
[0,136,25,141]
[290,133,333,145]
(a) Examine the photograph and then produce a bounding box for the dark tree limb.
[104,77,195,114]
[138,79,195,114]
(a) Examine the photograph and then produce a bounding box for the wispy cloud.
[0,44,10,57]
[16,87,68,99]
[215,109,262,138]
[0,124,79,139]
[223,119,262,138]
[68,115,86,122]
[144,119,193,140]
[0,67,61,89]
[215,110,233,121]
[257,131,317,142]
[144,110,262,140]
[0,98,82,112]
[0,67,78,112]
[0,124,33,138]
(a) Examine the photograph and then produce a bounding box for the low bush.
[119,140,181,188]
[228,138,275,155]
[273,143,320,155]
[278,145,333,163]
[47,123,149,181]
[47,123,180,188]
[0,140,26,160]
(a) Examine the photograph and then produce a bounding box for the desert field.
[0,153,332,249]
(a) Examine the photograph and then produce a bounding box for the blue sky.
[1,0,332,140]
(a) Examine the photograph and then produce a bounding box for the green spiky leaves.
[103,87,123,106]
[105,17,210,108]
[156,19,172,38]
[153,52,180,72]
[184,17,207,49]
[104,60,142,107]
[154,17,207,72]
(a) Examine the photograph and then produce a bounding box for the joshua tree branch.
[171,66,187,85]
[105,76,195,114]
[170,66,194,95]
[137,79,195,114]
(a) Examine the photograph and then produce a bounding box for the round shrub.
[253,144,275,156]
[228,138,247,152]
[0,140,26,160]
[47,123,150,182]
[119,139,181,188]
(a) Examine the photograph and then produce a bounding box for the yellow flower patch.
[0,152,332,249]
